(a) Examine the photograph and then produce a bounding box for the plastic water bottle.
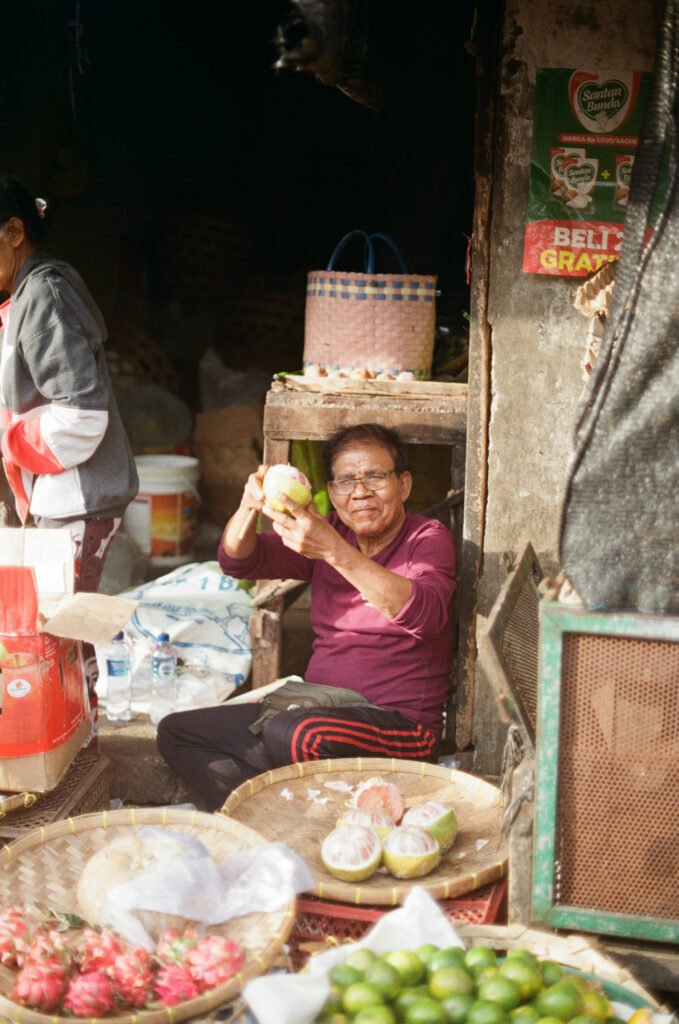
[150,632,177,724]
[105,632,132,723]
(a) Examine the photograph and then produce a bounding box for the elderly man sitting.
[157,423,457,810]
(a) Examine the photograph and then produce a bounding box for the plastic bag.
[99,827,314,951]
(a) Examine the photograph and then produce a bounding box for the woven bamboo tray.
[0,789,40,817]
[0,807,296,1024]
[222,758,507,905]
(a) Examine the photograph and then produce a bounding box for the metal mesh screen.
[481,543,543,747]
[498,574,541,738]
[555,632,679,918]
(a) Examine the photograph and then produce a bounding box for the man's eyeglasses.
[329,470,396,495]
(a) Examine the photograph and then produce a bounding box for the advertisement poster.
[523,67,651,277]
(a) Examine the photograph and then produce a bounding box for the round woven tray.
[222,758,507,905]
[0,807,296,1024]
[0,790,40,817]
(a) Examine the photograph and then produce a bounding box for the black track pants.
[156,701,439,812]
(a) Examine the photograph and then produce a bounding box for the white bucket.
[123,455,201,567]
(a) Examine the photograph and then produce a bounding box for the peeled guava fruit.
[353,776,405,824]
[320,824,383,882]
[336,807,395,840]
[382,825,441,880]
[402,800,458,852]
[262,464,312,512]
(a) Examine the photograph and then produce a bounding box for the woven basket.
[0,808,296,1024]
[222,758,507,906]
[304,231,437,380]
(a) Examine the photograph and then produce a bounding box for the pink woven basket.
[304,231,437,380]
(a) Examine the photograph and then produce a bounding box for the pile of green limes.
[313,942,630,1024]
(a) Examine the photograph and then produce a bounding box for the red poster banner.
[522,220,623,276]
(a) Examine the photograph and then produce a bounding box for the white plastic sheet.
[99,828,313,951]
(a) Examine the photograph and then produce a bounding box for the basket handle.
[366,232,409,274]
[326,230,373,271]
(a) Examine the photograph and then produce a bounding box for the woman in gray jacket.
[0,177,138,736]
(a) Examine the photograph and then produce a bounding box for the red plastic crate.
[288,878,507,968]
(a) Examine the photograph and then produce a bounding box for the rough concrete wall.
[472,0,659,773]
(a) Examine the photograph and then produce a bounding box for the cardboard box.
[0,529,137,793]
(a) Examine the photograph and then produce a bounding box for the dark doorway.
[2,1,477,405]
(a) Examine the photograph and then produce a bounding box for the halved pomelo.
[382,825,441,879]
[402,800,458,851]
[353,777,405,824]
[336,807,395,840]
[320,824,383,882]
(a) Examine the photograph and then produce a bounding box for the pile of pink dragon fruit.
[0,904,245,1017]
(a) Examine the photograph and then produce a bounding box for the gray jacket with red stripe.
[0,252,138,523]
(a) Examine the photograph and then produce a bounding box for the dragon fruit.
[154,964,200,1007]
[185,934,245,992]
[0,905,30,967]
[63,970,115,1017]
[23,928,72,972]
[155,927,200,965]
[12,957,70,1012]
[111,947,155,1008]
[73,927,124,973]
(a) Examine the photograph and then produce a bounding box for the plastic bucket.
[123,455,200,567]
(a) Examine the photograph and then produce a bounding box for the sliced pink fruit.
[353,777,405,824]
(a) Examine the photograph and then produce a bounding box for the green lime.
[330,963,364,989]
[579,990,614,1020]
[475,966,500,985]
[428,965,475,1000]
[465,946,499,974]
[427,947,467,975]
[509,1005,541,1024]
[404,996,448,1024]
[539,961,564,987]
[365,960,403,1001]
[342,981,385,1016]
[564,974,590,993]
[393,986,432,1021]
[535,981,584,1021]
[417,944,442,966]
[354,1006,398,1024]
[316,1014,350,1024]
[498,960,544,1001]
[535,1017,566,1024]
[568,1016,603,1024]
[440,992,475,1024]
[383,949,426,987]
[506,949,539,966]
[465,999,510,1024]
[477,975,522,1012]
[346,947,379,974]
[319,987,344,1016]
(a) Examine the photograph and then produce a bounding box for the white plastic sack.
[95,561,252,709]
[97,827,313,951]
